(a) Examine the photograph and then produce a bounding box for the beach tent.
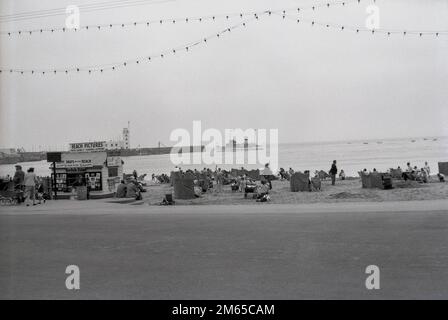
[359,172,372,188]
[389,168,403,179]
[230,169,260,180]
[290,172,310,192]
[247,169,260,180]
[171,171,195,199]
[369,173,384,189]
[230,169,242,177]
[318,170,330,180]
[438,162,448,175]
[359,172,391,189]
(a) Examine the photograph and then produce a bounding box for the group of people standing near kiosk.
[11,165,46,206]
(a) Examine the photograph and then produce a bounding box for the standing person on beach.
[13,165,25,203]
[329,160,338,186]
[24,168,38,206]
[13,165,25,189]
[424,162,431,179]
[215,168,223,193]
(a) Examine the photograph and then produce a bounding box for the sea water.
[1,137,447,178]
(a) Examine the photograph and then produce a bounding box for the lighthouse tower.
[123,122,130,150]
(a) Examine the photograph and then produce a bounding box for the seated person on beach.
[229,177,239,192]
[419,168,429,183]
[339,170,346,180]
[126,180,141,200]
[35,179,46,204]
[390,166,402,178]
[311,174,322,191]
[193,180,202,197]
[243,177,257,198]
[116,180,127,198]
[402,162,414,181]
[437,173,445,182]
[254,180,270,201]
[261,163,273,190]
[279,168,289,180]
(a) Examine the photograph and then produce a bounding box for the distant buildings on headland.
[0,123,203,165]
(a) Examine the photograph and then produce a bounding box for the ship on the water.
[220,138,262,152]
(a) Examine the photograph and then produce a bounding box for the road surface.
[1,200,448,299]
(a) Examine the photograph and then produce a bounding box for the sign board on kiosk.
[69,141,106,152]
[56,152,107,168]
[47,152,62,163]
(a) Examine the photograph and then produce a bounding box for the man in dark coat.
[13,165,25,190]
[116,180,127,198]
[329,160,338,186]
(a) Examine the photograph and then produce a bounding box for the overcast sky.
[0,0,447,151]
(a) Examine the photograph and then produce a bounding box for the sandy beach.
[130,177,448,206]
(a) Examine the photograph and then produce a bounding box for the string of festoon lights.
[0,0,360,37]
[1,0,447,76]
[0,16,260,75]
[277,12,448,37]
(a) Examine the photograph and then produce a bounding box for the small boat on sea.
[411,140,416,143]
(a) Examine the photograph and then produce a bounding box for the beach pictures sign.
[69,141,106,152]
[170,121,279,170]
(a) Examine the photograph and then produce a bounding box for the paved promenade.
[1,200,448,299]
